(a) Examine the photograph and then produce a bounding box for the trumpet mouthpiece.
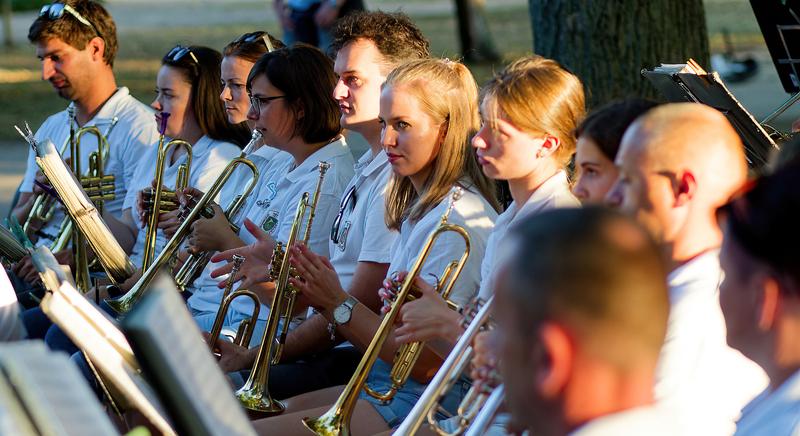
[159,112,171,135]
[232,254,246,267]
[451,187,463,202]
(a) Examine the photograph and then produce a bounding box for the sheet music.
[0,341,118,436]
[0,226,26,263]
[123,274,256,436]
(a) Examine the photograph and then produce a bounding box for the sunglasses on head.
[235,31,275,52]
[167,45,200,65]
[39,2,102,38]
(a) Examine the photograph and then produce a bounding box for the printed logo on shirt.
[336,220,351,252]
[261,210,279,235]
[255,182,278,209]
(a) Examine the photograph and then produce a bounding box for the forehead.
[334,39,385,75]
[221,56,254,80]
[380,85,419,112]
[156,65,191,88]
[35,37,76,56]
[248,73,279,95]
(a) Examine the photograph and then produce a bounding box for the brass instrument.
[235,161,330,415]
[207,254,261,353]
[303,188,471,435]
[141,113,193,271]
[105,155,261,315]
[174,130,263,291]
[395,296,496,435]
[463,384,504,436]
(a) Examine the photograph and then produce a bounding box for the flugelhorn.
[235,161,330,415]
[303,188,471,435]
[141,112,193,271]
[395,296,495,435]
[105,154,261,315]
[207,254,261,354]
[174,130,262,291]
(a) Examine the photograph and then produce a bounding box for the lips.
[477,155,489,166]
[339,104,351,114]
[386,152,402,163]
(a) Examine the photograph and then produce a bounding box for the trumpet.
[141,112,193,271]
[395,296,496,435]
[464,384,504,436]
[235,161,330,415]
[105,155,260,315]
[303,188,471,435]
[207,254,261,353]
[174,130,262,291]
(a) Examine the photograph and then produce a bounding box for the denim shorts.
[359,359,471,428]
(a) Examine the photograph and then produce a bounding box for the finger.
[210,248,238,265]
[243,218,269,242]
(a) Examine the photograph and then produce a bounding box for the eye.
[50,55,60,62]
[345,76,361,86]
[378,118,386,127]
[397,121,410,130]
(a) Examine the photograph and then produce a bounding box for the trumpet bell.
[302,410,348,436]
[235,385,285,415]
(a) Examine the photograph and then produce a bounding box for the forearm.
[103,210,138,252]
[12,193,35,225]
[280,313,340,362]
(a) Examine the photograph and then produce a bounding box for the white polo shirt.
[0,269,25,342]
[655,250,769,434]
[570,404,691,436]
[124,135,241,267]
[386,183,497,309]
[21,88,159,246]
[735,370,800,436]
[329,149,397,292]
[187,138,355,320]
[477,171,578,300]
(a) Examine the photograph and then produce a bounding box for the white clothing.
[570,404,692,436]
[21,88,159,246]
[328,149,397,292]
[0,269,25,341]
[735,370,800,436]
[387,184,497,309]
[656,250,769,435]
[124,135,240,267]
[187,138,355,322]
[477,171,579,300]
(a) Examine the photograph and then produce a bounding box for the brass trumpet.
[174,130,263,291]
[303,188,471,435]
[207,254,261,353]
[105,155,260,315]
[235,161,330,415]
[395,296,496,435]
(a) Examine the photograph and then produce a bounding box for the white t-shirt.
[477,171,578,300]
[124,135,241,267]
[735,370,800,436]
[328,149,397,291]
[0,269,25,342]
[570,404,691,436]
[655,250,769,434]
[187,138,355,320]
[21,88,159,246]
[386,184,497,309]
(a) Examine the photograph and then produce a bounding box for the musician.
[11,0,159,291]
[251,58,499,434]
[716,163,800,436]
[572,99,658,204]
[211,11,429,398]
[605,103,769,433]
[185,44,355,346]
[494,207,686,435]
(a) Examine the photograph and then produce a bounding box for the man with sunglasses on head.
[211,11,430,398]
[10,0,158,298]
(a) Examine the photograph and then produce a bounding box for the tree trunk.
[454,0,500,62]
[2,0,11,48]
[530,0,709,108]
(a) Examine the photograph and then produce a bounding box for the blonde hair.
[384,59,500,230]
[482,56,586,166]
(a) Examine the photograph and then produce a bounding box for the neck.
[665,211,721,272]
[287,137,331,166]
[73,70,117,126]
[352,120,382,155]
[508,161,560,209]
[409,165,433,194]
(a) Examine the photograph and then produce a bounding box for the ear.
[673,170,697,207]
[534,321,573,399]
[87,36,106,63]
[757,275,781,331]
[537,135,561,159]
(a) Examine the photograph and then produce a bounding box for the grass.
[0,0,767,141]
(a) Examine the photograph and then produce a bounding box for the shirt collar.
[286,136,349,183]
[355,148,389,178]
[505,170,573,224]
[70,87,137,128]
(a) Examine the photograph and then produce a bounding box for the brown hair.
[223,31,285,64]
[482,55,585,167]
[247,44,342,144]
[330,11,430,72]
[383,59,500,230]
[28,0,118,67]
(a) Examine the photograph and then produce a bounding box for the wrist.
[322,291,349,318]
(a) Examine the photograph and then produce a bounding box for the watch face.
[333,304,351,324]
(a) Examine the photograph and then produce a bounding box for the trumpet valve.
[268,243,285,282]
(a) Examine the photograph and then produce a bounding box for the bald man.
[606,102,768,433]
[497,207,685,435]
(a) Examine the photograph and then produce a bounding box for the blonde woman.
[252,58,500,434]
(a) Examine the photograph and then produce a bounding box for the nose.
[150,97,161,111]
[381,126,396,150]
[41,58,55,81]
[571,176,587,202]
[332,79,348,102]
[220,84,231,102]
[246,103,258,122]
[471,125,489,151]
[604,179,622,208]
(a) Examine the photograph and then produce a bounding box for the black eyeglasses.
[40,2,101,38]
[235,31,275,52]
[249,94,286,117]
[330,185,357,244]
[167,45,199,65]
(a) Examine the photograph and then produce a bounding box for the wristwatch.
[328,296,357,340]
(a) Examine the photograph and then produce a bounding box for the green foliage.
[11,0,51,12]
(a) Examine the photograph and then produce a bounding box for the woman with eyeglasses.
[250,58,499,435]
[184,44,355,349]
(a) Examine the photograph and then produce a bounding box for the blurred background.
[0,0,794,217]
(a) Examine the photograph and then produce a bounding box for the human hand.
[187,204,233,253]
[394,278,461,344]
[202,332,255,372]
[287,242,347,312]
[470,330,501,389]
[210,218,275,289]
